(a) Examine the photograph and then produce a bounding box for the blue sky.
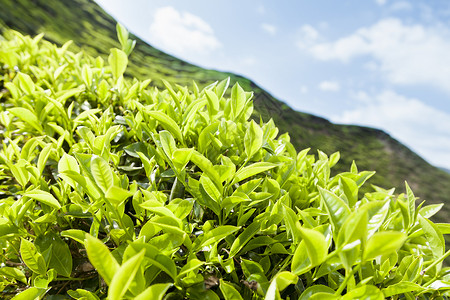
[94,0,450,169]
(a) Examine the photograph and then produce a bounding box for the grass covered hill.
[1,0,450,223]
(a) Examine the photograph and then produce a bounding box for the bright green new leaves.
[108,48,128,80]
[8,107,43,134]
[363,231,407,261]
[85,235,119,285]
[134,283,172,300]
[90,155,113,193]
[24,190,61,209]
[318,187,351,232]
[146,110,184,143]
[233,162,277,184]
[265,272,298,300]
[291,227,328,275]
[220,280,243,300]
[244,120,263,160]
[108,250,145,300]
[419,214,445,264]
[340,285,384,300]
[20,238,47,275]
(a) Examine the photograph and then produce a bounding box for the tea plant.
[1,25,450,299]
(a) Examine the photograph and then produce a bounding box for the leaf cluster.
[1,27,450,299]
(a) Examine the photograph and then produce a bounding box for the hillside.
[1,0,450,222]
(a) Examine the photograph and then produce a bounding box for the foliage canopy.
[1,26,450,299]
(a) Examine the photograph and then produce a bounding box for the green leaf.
[134,283,173,300]
[105,186,133,206]
[231,83,246,119]
[17,72,35,94]
[24,190,61,209]
[205,89,220,116]
[116,23,129,48]
[405,182,416,226]
[233,162,277,184]
[0,267,27,284]
[90,155,113,193]
[58,153,80,188]
[61,229,86,245]
[125,243,178,280]
[172,148,193,172]
[194,225,240,251]
[341,285,384,300]
[229,221,260,257]
[108,48,128,79]
[382,282,424,297]
[419,203,444,219]
[219,279,243,300]
[363,231,407,261]
[159,130,177,159]
[190,150,221,185]
[339,176,358,207]
[244,120,263,159]
[146,110,183,143]
[297,226,328,267]
[299,285,336,300]
[85,234,119,285]
[178,258,204,278]
[419,214,445,261]
[108,249,145,300]
[68,289,101,300]
[20,238,47,275]
[48,236,72,277]
[11,287,47,300]
[318,187,351,232]
[9,107,43,133]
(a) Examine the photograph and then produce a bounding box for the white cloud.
[375,0,387,5]
[261,23,277,36]
[305,18,450,93]
[296,24,320,49]
[148,6,221,57]
[332,90,450,168]
[318,80,340,92]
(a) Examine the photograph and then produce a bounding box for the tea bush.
[1,25,450,299]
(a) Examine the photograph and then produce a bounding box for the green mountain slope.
[1,0,450,222]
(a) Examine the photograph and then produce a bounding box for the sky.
[94,0,450,169]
